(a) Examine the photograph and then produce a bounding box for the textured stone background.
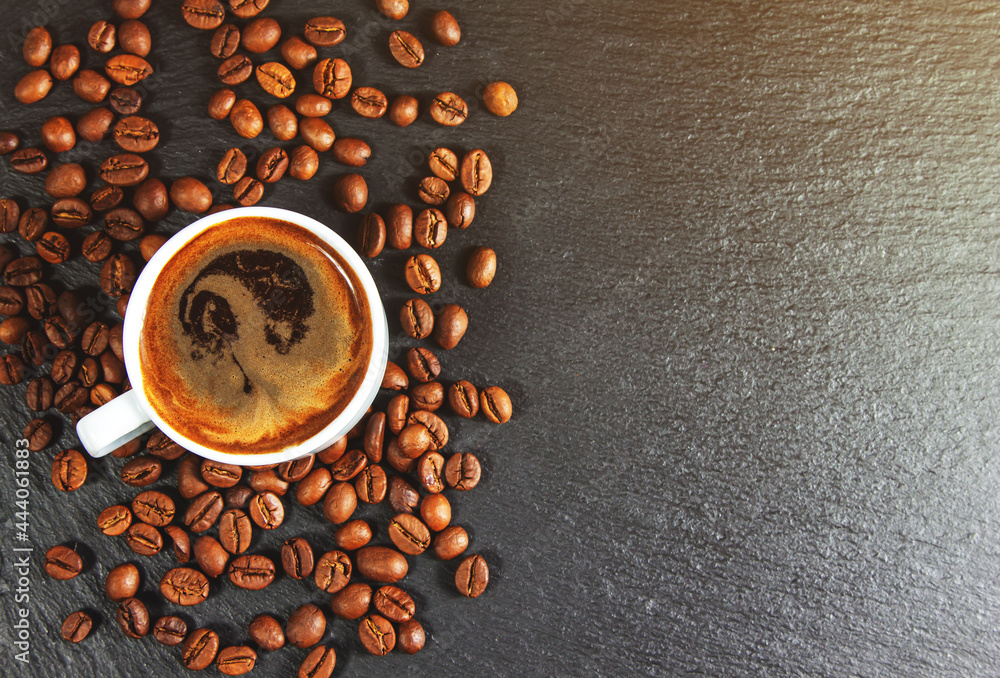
[1,1,999,676]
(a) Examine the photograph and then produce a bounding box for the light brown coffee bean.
[481,385,513,423]
[330,582,372,620]
[355,546,408,584]
[429,91,468,126]
[333,174,367,213]
[89,20,117,52]
[242,17,281,53]
[388,513,430,555]
[428,147,459,181]
[456,554,489,597]
[430,10,461,46]
[434,304,468,350]
[41,116,77,153]
[312,58,351,99]
[23,26,52,67]
[388,30,423,68]
[257,62,295,97]
[350,86,387,118]
[461,148,494,196]
[299,117,335,151]
[288,145,318,180]
[332,137,370,167]
[105,54,153,86]
[208,88,237,119]
[357,214,385,258]
[304,16,346,46]
[314,550,352,593]
[404,254,441,295]
[281,36,316,70]
[230,99,263,138]
[323,481,357,524]
[181,0,225,30]
[414,208,447,248]
[193,535,229,577]
[266,105,297,141]
[15,70,53,104]
[389,95,418,126]
[376,0,408,20]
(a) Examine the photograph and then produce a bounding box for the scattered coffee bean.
[77,107,115,142]
[112,116,159,153]
[105,54,153,86]
[299,646,337,678]
[52,448,87,491]
[116,597,149,638]
[257,61,295,97]
[115,0,151,18]
[103,208,145,241]
[404,254,442,294]
[45,544,83,580]
[281,536,314,579]
[389,30,424,68]
[250,490,285,529]
[125,522,163,555]
[374,585,415,622]
[105,562,140,601]
[430,92,468,126]
[132,490,175,526]
[430,10,461,46]
[170,177,213,214]
[50,44,80,81]
[36,232,69,264]
[461,149,494,196]
[184,490,224,532]
[249,614,285,651]
[228,554,276,590]
[23,417,52,450]
[26,376,55,410]
[257,147,289,182]
[314,550,352,593]
[299,118,335,153]
[397,619,425,654]
[52,197,93,227]
[295,93,332,117]
[98,505,133,536]
[456,554,489,597]
[19,207,49,241]
[388,475,420,515]
[218,53,253,85]
[0,201,19,234]
[289,145,319,180]
[397,424,430,459]
[281,36,317,70]
[429,147,459,181]
[153,616,188,646]
[313,58,351,99]
[211,23,241,59]
[243,16,281,53]
[10,147,48,174]
[355,545,407,583]
[0,133,18,156]
[219,509,252,553]
[421,492,452,531]
[335,519,373,551]
[333,174,368,213]
[230,99,264,138]
[410,381,444,411]
[388,513,430,555]
[100,253,138,297]
[61,611,93,643]
[119,20,152,56]
[484,80,519,116]
[357,213,385,258]
[82,231,112,263]
[416,451,446,493]
[304,16,346,46]
[217,645,257,676]
[323,481,358,524]
[41,116,77,153]
[89,20,117,52]
[23,26,52,66]
[181,0,226,30]
[286,603,326,648]
[434,304,468,350]
[15,70,53,104]
[418,176,450,206]
[217,148,247,185]
[50,350,78,384]
[110,87,142,115]
[182,628,220,671]
[100,153,149,186]
[481,385,513,423]
[414,208,447,248]
[160,566,210,606]
[73,70,110,103]
[208,87,237,119]
[376,0,408,20]
[224,484,255,509]
[164,525,192,562]
[359,614,395,655]
[193,535,229,577]
[351,86,388,118]
[229,0,268,19]
[448,380,480,418]
[406,346,441,383]
[389,95,418,126]
[267,104,297,140]
[0,316,29,344]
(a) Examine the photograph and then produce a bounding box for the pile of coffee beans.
[3,0,519,673]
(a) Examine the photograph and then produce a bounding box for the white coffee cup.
[76,206,388,465]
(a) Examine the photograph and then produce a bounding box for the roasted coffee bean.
[41,116,77,153]
[138,234,168,263]
[404,254,441,295]
[80,322,110,356]
[231,176,264,207]
[248,614,285,651]
[54,380,88,413]
[77,107,115,142]
[153,616,188,646]
[363,413,385,463]
[299,646,336,678]
[50,44,80,81]
[286,603,326,649]
[218,54,253,85]
[350,87,387,118]
[356,546,407,583]
[160,567,209,606]
[132,490,175,526]
[105,562,140,601]
[376,0,408,19]
[317,437,347,465]
[217,645,257,675]
[89,20,117,52]
[228,554,276,590]
[330,449,367,483]
[314,550,351,593]
[447,380,479,418]
[406,347,441,383]
[52,448,87,491]
[82,231,112,263]
[100,350,126,383]
[331,137,370,168]
[418,176,450,206]
[0,286,23,316]
[430,92,468,126]
[105,55,153,86]
[132,178,168,221]
[357,213,385,258]
[208,87,237,119]
[295,93,332,117]
[323,481,357,524]
[434,304,468,350]
[116,597,149,638]
[110,323,124,360]
[97,505,130,536]
[456,554,489,597]
[184,490,223,532]
[304,16,345,46]
[373,585,415,622]
[267,105,297,140]
[164,525,192,562]
[26,284,57,320]
[230,99,264,138]
[10,148,48,174]
[142,430,183,460]
[416,451,446,494]
[125,522,163,555]
[410,381,444,411]
[400,298,433,340]
[214,148,247,186]
[15,71,53,104]
[24,417,53,450]
[484,80,519,116]
[460,149,495,197]
[112,116,159,153]
[389,30,423,68]
[330,582,372,621]
[431,10,461,46]
[20,330,49,368]
[109,87,142,115]
[297,119,334,154]
[381,204,412,250]
[211,23,241,59]
[23,26,52,66]
[481,385,513,423]
[388,94,418,126]
[359,614,395,656]
[250,490,284,529]
[249,469,289,495]
[114,0,151,18]
[335,519,372,551]
[421,492,452,531]
[219,509,252,554]
[181,0,225,30]
[119,20,151,56]
[223,484,255,509]
[0,201,19,233]
[0,133,18,156]
[274,37,315,72]
[414,208,447,248]
[193,535,229,577]
[466,247,498,289]
[73,70,110,103]
[288,145,319,180]
[355,464,386,504]
[382,360,409,391]
[257,147,289,182]
[295,468,332,507]
[388,476,420,516]
[182,628,220,671]
[333,174,367,213]
[397,619,425,654]
[100,253,138,297]
[100,153,148,186]
[52,198,92,227]
[170,177,213,214]
[80,361,103,390]
[397,424,430,459]
[277,455,313,482]
[313,58,351,99]
[230,0,268,18]
[26,376,55,410]
[243,17,280,52]
[103,208,145,241]
[62,611,93,643]
[19,207,48,241]
[281,536,314,579]
[50,350,78,384]
[428,147,459,181]
[387,437,418,474]
[388,513,430,555]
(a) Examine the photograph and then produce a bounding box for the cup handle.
[76,390,157,458]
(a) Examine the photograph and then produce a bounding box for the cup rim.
[122,206,388,465]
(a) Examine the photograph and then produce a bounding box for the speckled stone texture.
[1,1,999,676]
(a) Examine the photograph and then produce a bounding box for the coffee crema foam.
[140,216,372,454]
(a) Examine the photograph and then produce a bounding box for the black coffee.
[140,216,373,454]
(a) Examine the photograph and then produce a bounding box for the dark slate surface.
[1,1,999,676]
